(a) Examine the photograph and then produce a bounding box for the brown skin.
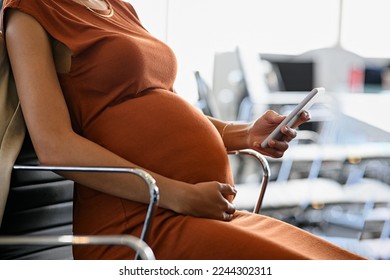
[4,8,309,222]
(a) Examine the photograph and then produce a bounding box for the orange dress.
[3,0,364,260]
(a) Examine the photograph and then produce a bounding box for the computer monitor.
[364,66,383,93]
[265,60,314,91]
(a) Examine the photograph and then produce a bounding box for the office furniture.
[0,134,270,259]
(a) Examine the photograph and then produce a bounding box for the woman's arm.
[209,110,310,158]
[5,9,236,221]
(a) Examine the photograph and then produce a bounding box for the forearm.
[49,135,237,220]
[208,117,251,151]
[38,131,190,214]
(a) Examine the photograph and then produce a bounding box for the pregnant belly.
[83,91,233,184]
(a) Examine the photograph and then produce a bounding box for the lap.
[73,202,364,260]
[149,210,364,260]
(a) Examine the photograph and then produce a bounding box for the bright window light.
[341,0,390,58]
[167,0,340,54]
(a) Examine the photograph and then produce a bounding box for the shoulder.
[2,0,51,31]
[4,7,50,52]
[2,0,64,21]
[3,0,51,12]
[2,0,78,41]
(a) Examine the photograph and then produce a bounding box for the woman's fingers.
[292,110,311,128]
[192,182,237,221]
[220,183,237,197]
[219,183,236,221]
[223,212,234,221]
[281,125,297,142]
[222,200,235,221]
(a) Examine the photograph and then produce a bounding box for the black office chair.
[0,133,158,260]
[194,70,217,117]
[0,132,270,259]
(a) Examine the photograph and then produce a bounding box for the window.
[342,0,390,58]
[130,0,390,99]
[167,0,340,55]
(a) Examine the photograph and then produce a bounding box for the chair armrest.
[228,149,271,213]
[12,165,159,259]
[0,235,155,260]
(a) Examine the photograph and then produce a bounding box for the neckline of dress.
[75,0,114,18]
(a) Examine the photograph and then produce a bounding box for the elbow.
[36,151,59,167]
[31,131,75,167]
[34,143,66,166]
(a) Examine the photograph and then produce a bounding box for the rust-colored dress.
[3,0,364,259]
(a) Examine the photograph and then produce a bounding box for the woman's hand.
[177,181,237,221]
[247,110,311,158]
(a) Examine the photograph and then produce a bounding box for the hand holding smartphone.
[260,87,325,148]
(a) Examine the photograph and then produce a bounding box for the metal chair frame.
[0,149,270,260]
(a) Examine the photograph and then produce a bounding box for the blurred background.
[131,0,390,259]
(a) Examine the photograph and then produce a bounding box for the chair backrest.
[212,50,246,121]
[212,47,269,122]
[194,71,221,118]
[0,134,74,259]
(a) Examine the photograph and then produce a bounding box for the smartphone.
[260,87,325,148]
